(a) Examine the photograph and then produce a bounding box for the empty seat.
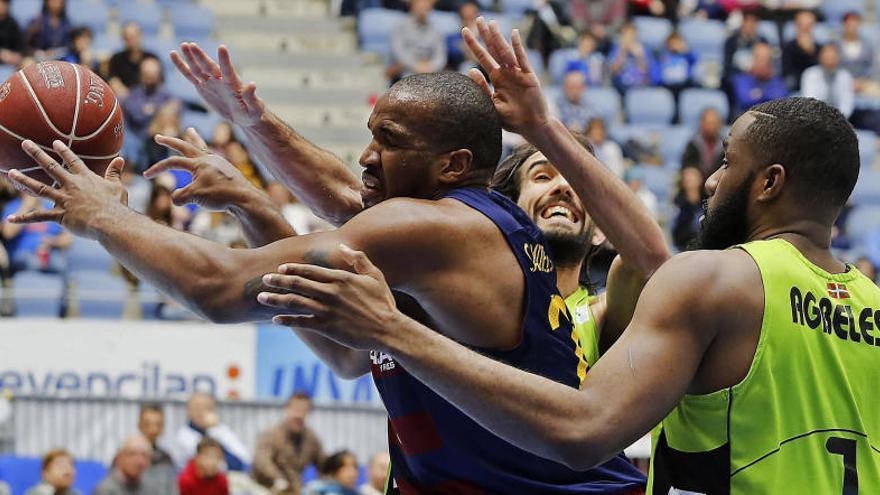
[69,270,129,319]
[679,19,726,60]
[68,237,114,272]
[632,16,673,54]
[11,271,64,317]
[358,8,407,58]
[821,0,864,22]
[428,11,459,38]
[92,31,123,58]
[499,0,532,14]
[166,70,203,107]
[758,21,780,47]
[625,87,675,124]
[680,88,729,126]
[10,0,40,25]
[847,206,880,245]
[852,169,880,205]
[119,3,163,36]
[583,87,622,125]
[857,130,876,168]
[170,4,214,40]
[68,0,109,33]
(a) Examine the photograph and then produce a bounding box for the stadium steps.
[202,0,331,19]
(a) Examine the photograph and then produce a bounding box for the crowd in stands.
[1,393,389,495]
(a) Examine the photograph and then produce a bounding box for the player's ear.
[438,149,474,184]
[757,163,785,202]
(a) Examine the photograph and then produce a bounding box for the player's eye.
[535,174,550,181]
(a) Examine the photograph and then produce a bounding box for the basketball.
[0,61,124,184]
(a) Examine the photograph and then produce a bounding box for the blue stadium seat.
[821,0,864,22]
[72,461,107,494]
[358,8,407,59]
[758,21,780,47]
[680,88,729,127]
[166,70,203,107]
[0,65,16,84]
[181,110,222,141]
[92,31,122,58]
[847,206,880,246]
[170,4,215,40]
[499,0,532,15]
[632,16,673,54]
[428,11,459,38]
[629,164,676,203]
[69,270,129,319]
[625,87,675,124]
[68,0,109,33]
[583,87,622,125]
[68,237,114,272]
[10,0,39,26]
[119,3,163,36]
[0,455,41,495]
[852,169,880,205]
[679,19,726,60]
[857,130,876,168]
[548,48,579,84]
[526,49,544,76]
[782,22,833,44]
[611,124,690,166]
[11,272,64,318]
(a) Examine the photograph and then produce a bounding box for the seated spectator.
[146,184,190,231]
[855,257,877,283]
[24,449,81,495]
[671,166,706,251]
[252,393,324,495]
[266,182,332,235]
[624,167,659,219]
[223,141,264,189]
[178,438,228,495]
[209,123,234,155]
[523,0,576,65]
[836,12,877,98]
[59,27,98,72]
[782,9,820,92]
[681,107,724,177]
[568,0,627,33]
[628,0,679,21]
[445,1,479,71]
[388,0,446,83]
[138,404,178,495]
[189,211,245,247]
[107,23,157,98]
[564,31,606,87]
[651,31,697,112]
[171,393,251,472]
[608,23,653,95]
[25,0,71,59]
[722,10,767,91]
[552,71,597,133]
[302,451,360,495]
[123,58,176,163]
[585,118,625,178]
[94,435,162,495]
[801,44,854,118]
[143,101,183,170]
[358,452,389,495]
[0,0,24,67]
[2,194,71,274]
[732,42,787,116]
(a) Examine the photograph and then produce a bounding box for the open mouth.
[540,203,580,223]
[362,168,382,190]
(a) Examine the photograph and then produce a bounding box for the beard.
[544,227,592,268]
[690,174,752,251]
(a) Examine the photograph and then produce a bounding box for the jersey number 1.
[826,436,858,495]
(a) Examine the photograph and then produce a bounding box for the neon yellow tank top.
[565,286,600,378]
[648,238,880,494]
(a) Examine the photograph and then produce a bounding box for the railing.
[1,394,388,465]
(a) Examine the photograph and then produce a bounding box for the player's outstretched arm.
[273,248,739,470]
[171,43,364,226]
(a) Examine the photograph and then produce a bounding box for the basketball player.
[6,35,645,493]
[265,26,880,494]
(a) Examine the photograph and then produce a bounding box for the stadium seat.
[181,110,223,141]
[852,169,880,205]
[119,3,163,36]
[625,87,675,124]
[358,8,407,59]
[782,22,832,44]
[583,87,623,125]
[757,21,780,47]
[72,461,107,495]
[10,272,64,318]
[678,19,726,60]
[0,65,15,84]
[680,88,729,126]
[611,124,690,166]
[170,4,215,40]
[629,164,676,204]
[0,455,40,495]
[92,31,122,58]
[10,0,39,25]
[632,16,673,54]
[499,0,532,15]
[848,206,880,246]
[138,283,163,320]
[69,270,129,319]
[548,48,579,84]
[821,0,863,22]
[68,0,109,33]
[857,130,877,168]
[67,238,114,272]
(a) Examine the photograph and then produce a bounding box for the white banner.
[0,319,256,399]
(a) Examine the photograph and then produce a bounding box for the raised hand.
[6,140,128,239]
[144,127,260,211]
[171,43,266,128]
[462,18,550,141]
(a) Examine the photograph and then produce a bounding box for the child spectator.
[178,438,229,495]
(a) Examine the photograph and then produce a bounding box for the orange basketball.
[0,61,124,184]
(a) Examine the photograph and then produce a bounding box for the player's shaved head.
[386,72,501,175]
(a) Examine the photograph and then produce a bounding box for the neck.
[556,262,583,298]
[435,178,488,197]
[747,220,844,272]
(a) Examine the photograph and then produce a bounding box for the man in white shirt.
[801,44,854,118]
[170,393,252,472]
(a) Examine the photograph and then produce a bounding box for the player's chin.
[361,187,384,209]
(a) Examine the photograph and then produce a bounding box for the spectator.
[552,71,597,133]
[122,57,176,163]
[138,404,178,495]
[178,438,228,495]
[265,182,332,235]
[569,0,627,33]
[624,167,659,219]
[107,23,157,98]
[445,1,479,71]
[523,0,576,65]
[189,210,245,247]
[564,31,606,87]
[93,435,162,495]
[143,101,183,169]
[0,0,24,67]
[681,107,724,176]
[585,118,626,178]
[223,141,264,189]
[722,10,767,87]
[671,166,706,251]
[209,123,234,155]
[782,9,820,91]
[855,257,877,283]
[608,23,652,95]
[388,0,446,83]
[651,31,698,117]
[732,42,787,116]
[171,393,251,472]
[59,27,98,72]
[146,184,189,231]
[628,0,679,22]
[801,44,854,119]
[836,12,876,97]
[25,0,70,58]
[25,450,81,495]
[252,393,324,495]
[358,453,389,495]
[121,166,151,214]
[2,194,71,274]
[302,451,360,495]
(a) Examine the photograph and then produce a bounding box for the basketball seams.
[0,122,119,160]
[74,98,119,141]
[18,70,70,141]
[68,64,83,147]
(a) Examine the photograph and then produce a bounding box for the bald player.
[265,26,880,495]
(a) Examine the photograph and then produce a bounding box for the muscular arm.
[227,187,296,247]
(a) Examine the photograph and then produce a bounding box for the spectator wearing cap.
[0,0,24,67]
[801,44,854,118]
[25,450,82,495]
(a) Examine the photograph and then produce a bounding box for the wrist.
[90,202,135,242]
[380,311,427,357]
[524,117,564,149]
[228,188,276,221]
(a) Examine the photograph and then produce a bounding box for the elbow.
[548,427,604,472]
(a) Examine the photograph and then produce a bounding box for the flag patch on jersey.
[827,283,851,299]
